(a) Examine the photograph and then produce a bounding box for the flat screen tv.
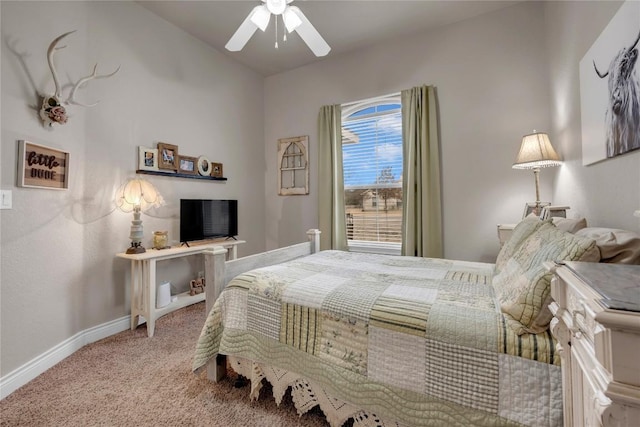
[180,199,238,245]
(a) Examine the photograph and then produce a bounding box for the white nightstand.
[497,223,516,247]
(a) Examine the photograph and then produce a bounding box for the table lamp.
[116,178,163,254]
[512,131,562,216]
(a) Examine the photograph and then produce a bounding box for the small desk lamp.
[512,131,562,216]
[116,178,163,254]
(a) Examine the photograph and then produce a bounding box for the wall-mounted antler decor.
[39,31,120,127]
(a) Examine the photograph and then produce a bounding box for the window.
[342,95,402,254]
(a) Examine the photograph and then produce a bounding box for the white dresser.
[546,261,640,427]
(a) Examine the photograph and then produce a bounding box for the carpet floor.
[0,302,330,426]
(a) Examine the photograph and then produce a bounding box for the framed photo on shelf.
[540,205,570,220]
[138,146,158,171]
[17,140,69,190]
[211,162,223,178]
[178,155,198,175]
[197,156,211,176]
[522,202,551,219]
[157,142,178,170]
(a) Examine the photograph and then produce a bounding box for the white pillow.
[551,217,587,234]
[575,227,640,264]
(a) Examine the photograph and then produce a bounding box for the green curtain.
[401,85,443,258]
[318,104,348,251]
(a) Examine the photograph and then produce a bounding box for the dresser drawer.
[563,277,603,344]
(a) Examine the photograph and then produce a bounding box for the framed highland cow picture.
[579,1,640,165]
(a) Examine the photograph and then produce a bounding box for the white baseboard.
[0,315,132,400]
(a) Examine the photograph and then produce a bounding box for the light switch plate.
[1,190,12,209]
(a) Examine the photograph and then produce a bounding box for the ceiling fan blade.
[225,5,265,52]
[288,6,331,57]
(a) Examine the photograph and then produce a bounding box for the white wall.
[264,1,553,262]
[1,1,265,376]
[544,1,640,232]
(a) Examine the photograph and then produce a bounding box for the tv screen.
[180,199,238,243]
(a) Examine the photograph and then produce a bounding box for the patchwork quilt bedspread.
[193,250,562,427]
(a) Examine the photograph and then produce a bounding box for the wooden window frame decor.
[178,155,198,175]
[211,162,223,178]
[278,136,309,196]
[17,140,70,190]
[157,142,179,171]
[197,156,211,176]
[138,146,158,171]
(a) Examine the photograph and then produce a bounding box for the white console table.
[116,239,245,337]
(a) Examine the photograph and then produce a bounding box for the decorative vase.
[153,231,168,250]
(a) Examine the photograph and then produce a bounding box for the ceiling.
[139,0,520,77]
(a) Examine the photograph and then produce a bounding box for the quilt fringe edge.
[227,356,406,427]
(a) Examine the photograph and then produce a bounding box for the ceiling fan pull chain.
[275,16,279,49]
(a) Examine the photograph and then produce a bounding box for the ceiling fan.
[225,0,331,57]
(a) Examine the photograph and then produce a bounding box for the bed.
[192,220,640,427]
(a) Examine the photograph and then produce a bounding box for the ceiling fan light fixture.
[226,0,330,57]
[283,7,302,32]
[250,5,271,31]
[266,0,287,16]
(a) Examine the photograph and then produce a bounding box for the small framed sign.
[18,140,69,190]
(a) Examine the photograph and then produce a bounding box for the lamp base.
[126,242,146,254]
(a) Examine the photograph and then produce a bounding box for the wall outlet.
[1,190,12,210]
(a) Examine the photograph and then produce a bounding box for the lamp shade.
[512,132,562,170]
[116,178,163,213]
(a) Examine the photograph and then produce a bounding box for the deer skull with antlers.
[39,31,120,127]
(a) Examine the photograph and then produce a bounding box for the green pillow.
[493,222,599,334]
[495,216,549,274]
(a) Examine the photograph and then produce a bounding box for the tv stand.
[116,238,245,337]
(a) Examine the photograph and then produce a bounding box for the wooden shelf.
[155,291,205,319]
[136,169,227,181]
